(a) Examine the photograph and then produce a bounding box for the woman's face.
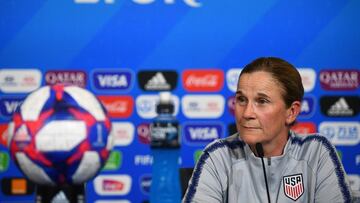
[234,71,295,146]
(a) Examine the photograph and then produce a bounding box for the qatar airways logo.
[183,69,224,92]
[137,123,151,145]
[319,70,359,90]
[94,175,131,195]
[183,122,223,145]
[227,96,235,116]
[75,0,202,8]
[45,71,86,87]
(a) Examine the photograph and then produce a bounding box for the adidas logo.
[327,97,354,116]
[51,191,69,203]
[144,72,171,90]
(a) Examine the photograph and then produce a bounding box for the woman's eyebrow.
[257,92,270,98]
[235,90,243,95]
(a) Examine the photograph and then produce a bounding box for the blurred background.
[0,0,359,202]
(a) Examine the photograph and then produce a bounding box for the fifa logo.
[75,0,202,8]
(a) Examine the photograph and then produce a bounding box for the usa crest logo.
[283,174,304,201]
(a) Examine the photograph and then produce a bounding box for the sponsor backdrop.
[0,0,359,202]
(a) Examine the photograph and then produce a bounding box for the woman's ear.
[286,101,301,125]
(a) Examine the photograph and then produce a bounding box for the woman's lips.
[242,125,260,129]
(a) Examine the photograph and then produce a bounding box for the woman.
[182,57,353,203]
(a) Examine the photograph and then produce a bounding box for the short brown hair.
[239,57,304,108]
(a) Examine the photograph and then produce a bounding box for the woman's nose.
[243,102,255,119]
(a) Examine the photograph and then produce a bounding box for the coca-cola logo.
[182,69,224,92]
[186,75,218,87]
[106,101,128,113]
[291,122,317,135]
[319,70,359,90]
[97,96,133,118]
[45,70,86,87]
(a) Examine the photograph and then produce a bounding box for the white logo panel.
[298,68,316,92]
[0,69,42,93]
[226,68,242,92]
[110,122,134,146]
[319,122,360,146]
[182,94,224,118]
[136,94,179,119]
[348,175,360,192]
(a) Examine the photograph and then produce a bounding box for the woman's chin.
[239,134,262,145]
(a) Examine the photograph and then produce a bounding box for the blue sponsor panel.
[299,96,316,118]
[139,174,151,195]
[91,69,134,93]
[183,122,224,146]
[0,97,24,119]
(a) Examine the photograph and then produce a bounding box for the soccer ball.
[7,84,113,186]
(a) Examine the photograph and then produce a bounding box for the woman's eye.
[257,98,269,104]
[236,96,247,105]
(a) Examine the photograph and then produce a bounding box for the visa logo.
[184,123,223,145]
[0,98,24,118]
[97,75,128,87]
[92,70,133,91]
[189,127,219,140]
[183,69,224,92]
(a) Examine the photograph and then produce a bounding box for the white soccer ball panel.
[72,151,100,184]
[16,152,55,185]
[64,86,106,121]
[6,122,15,147]
[21,86,50,121]
[106,130,114,150]
[13,124,31,142]
[36,121,86,152]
